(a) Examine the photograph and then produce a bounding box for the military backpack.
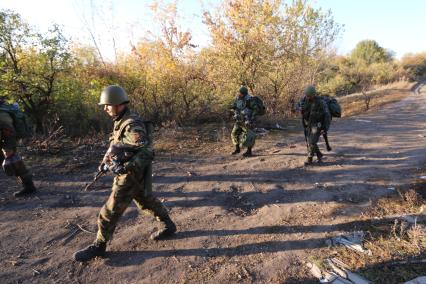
[320,96,342,118]
[250,96,266,116]
[0,103,33,139]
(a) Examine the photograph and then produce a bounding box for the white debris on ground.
[326,231,372,255]
[254,128,269,136]
[275,123,286,130]
[307,259,371,284]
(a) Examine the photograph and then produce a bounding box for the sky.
[0,0,425,60]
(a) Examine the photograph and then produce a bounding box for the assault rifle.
[232,108,253,125]
[83,164,109,191]
[82,143,139,191]
[302,117,332,152]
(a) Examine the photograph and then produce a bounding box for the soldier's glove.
[98,162,108,172]
[99,163,109,173]
[110,163,127,176]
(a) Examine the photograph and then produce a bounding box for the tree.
[203,0,340,114]
[401,52,426,80]
[203,0,282,93]
[0,10,71,133]
[350,40,392,65]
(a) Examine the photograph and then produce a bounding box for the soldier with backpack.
[300,86,332,166]
[230,86,265,157]
[74,85,176,262]
[0,96,37,197]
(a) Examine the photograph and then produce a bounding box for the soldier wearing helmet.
[229,86,259,157]
[300,85,331,165]
[74,85,176,262]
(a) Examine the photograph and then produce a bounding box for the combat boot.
[14,176,37,197]
[316,151,323,163]
[304,157,313,166]
[231,145,240,155]
[242,147,252,157]
[74,242,106,262]
[150,216,177,241]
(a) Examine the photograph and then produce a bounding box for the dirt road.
[1,84,425,283]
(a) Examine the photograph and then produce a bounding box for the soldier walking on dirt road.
[0,96,37,197]
[300,86,331,166]
[74,85,176,262]
[230,86,260,157]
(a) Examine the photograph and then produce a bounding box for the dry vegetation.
[311,171,426,283]
[339,81,416,117]
[1,3,426,136]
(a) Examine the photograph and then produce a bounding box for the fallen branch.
[76,224,95,234]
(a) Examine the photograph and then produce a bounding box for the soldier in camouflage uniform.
[230,86,260,157]
[74,85,176,262]
[300,86,331,166]
[0,96,36,197]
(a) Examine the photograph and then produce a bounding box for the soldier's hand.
[110,164,127,175]
[98,162,108,172]
[98,163,109,173]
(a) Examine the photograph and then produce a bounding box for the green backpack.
[0,104,34,139]
[250,96,266,116]
[320,96,342,118]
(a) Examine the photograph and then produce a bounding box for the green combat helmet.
[304,85,317,97]
[98,85,129,105]
[239,86,249,96]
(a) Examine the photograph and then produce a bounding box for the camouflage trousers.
[231,123,256,148]
[306,126,321,157]
[95,162,169,244]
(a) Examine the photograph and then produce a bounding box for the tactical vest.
[112,111,153,150]
[235,95,252,110]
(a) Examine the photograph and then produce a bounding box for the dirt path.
[1,83,425,283]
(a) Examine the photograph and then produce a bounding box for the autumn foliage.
[0,1,423,135]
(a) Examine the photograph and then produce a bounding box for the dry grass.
[155,122,232,155]
[332,223,426,283]
[311,175,426,283]
[340,81,416,117]
[369,188,425,217]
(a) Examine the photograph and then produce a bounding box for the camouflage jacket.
[108,108,153,172]
[231,95,260,122]
[0,109,17,152]
[301,96,331,131]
